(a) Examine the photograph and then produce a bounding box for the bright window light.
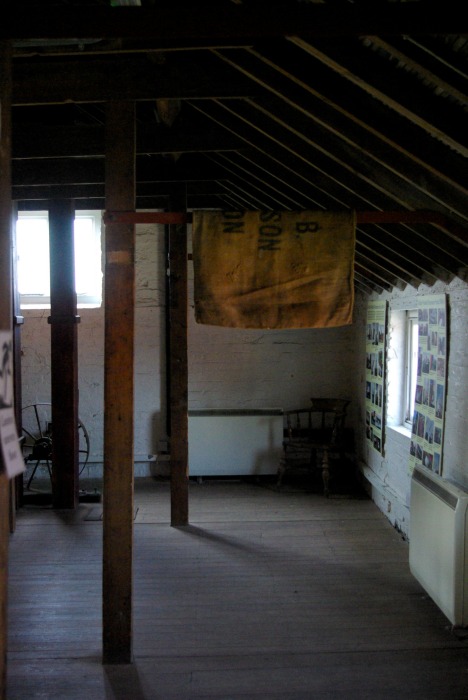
[16,210,103,309]
[16,212,50,298]
[387,306,419,432]
[405,310,419,426]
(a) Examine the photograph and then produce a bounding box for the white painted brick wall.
[20,222,359,476]
[20,221,468,515]
[354,278,468,536]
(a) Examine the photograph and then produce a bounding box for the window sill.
[388,424,412,440]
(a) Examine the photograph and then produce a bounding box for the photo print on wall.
[408,294,447,476]
[365,300,388,456]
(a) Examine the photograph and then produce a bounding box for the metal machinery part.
[21,402,90,489]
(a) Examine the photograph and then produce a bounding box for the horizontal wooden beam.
[104,211,190,225]
[13,181,226,203]
[3,4,467,42]
[12,54,256,106]
[12,155,227,186]
[102,208,467,230]
[12,123,244,159]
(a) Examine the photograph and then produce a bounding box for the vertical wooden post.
[168,187,189,526]
[48,199,79,510]
[164,225,171,439]
[12,202,24,512]
[0,40,12,700]
[103,101,135,664]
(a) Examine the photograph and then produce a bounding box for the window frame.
[16,209,103,310]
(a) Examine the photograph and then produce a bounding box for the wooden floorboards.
[6,478,468,699]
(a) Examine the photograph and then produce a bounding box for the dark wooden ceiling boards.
[6,0,468,293]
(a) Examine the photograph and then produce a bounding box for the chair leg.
[277,455,286,487]
[321,449,330,497]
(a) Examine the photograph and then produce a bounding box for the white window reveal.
[17,210,103,309]
[404,309,419,428]
[387,306,418,434]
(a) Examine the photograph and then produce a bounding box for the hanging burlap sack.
[192,209,355,329]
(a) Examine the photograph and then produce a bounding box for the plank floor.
[6,477,468,699]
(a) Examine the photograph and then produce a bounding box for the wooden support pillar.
[12,202,24,512]
[102,100,135,664]
[0,40,12,700]
[168,187,189,527]
[48,199,79,510]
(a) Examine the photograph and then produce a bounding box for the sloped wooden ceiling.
[4,0,468,294]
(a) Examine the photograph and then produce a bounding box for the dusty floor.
[7,476,468,699]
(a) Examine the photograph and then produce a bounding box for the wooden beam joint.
[47,315,81,325]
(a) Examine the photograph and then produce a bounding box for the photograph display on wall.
[365,301,387,455]
[408,294,447,476]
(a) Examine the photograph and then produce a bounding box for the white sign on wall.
[0,331,25,479]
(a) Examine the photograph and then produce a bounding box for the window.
[387,306,419,432]
[16,210,103,309]
[404,310,419,427]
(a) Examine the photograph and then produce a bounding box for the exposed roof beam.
[11,153,229,186]
[249,40,468,198]
[213,47,468,209]
[188,99,468,255]
[188,99,347,210]
[12,122,244,159]
[223,97,466,220]
[354,258,397,291]
[3,3,467,42]
[356,229,431,286]
[362,36,468,108]
[12,54,257,105]
[249,93,468,221]
[209,152,307,210]
[219,180,272,210]
[289,36,468,159]
[12,38,255,59]
[12,180,226,203]
[357,223,465,278]
[207,98,388,210]
[191,154,438,282]
[354,270,385,295]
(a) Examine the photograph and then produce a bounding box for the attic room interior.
[1,1,468,698]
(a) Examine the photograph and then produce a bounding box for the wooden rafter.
[289,36,468,159]
[2,3,468,41]
[212,46,468,206]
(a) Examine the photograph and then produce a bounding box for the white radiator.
[188,409,283,477]
[410,465,468,626]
